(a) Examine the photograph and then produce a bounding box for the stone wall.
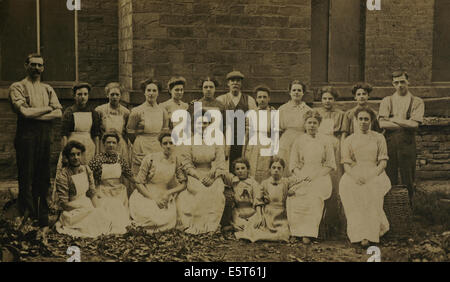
[365,0,435,86]
[127,0,312,98]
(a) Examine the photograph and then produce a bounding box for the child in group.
[222,157,303,242]
[220,158,264,241]
[254,157,304,242]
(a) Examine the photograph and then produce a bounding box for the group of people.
[9,53,424,248]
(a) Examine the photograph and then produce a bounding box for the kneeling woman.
[287,110,336,244]
[88,131,135,234]
[339,108,391,247]
[129,132,186,232]
[55,141,111,238]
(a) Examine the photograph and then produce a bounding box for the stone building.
[0,0,448,179]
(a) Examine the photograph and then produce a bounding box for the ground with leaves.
[1,180,449,262]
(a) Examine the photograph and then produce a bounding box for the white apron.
[52,112,96,209]
[131,108,163,175]
[56,169,111,238]
[100,106,130,164]
[96,160,130,234]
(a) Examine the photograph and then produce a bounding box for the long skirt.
[287,175,332,238]
[55,197,111,238]
[95,181,130,234]
[236,204,290,242]
[176,175,225,234]
[129,189,177,233]
[339,170,391,243]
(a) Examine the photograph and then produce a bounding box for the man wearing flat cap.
[9,53,62,240]
[217,71,257,165]
[216,70,257,234]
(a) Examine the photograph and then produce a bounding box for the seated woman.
[339,108,391,247]
[88,131,135,234]
[287,110,336,244]
[55,141,111,238]
[176,116,226,234]
[129,131,186,233]
[230,157,301,242]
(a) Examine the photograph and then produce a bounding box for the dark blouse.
[61,104,101,138]
[88,152,133,184]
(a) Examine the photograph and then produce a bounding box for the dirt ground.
[1,180,449,262]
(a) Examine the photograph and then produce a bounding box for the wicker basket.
[383,185,413,239]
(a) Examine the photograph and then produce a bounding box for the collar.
[393,91,412,100]
[288,100,305,109]
[270,177,281,185]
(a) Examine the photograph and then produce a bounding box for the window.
[311,0,365,84]
[432,0,450,82]
[0,0,76,82]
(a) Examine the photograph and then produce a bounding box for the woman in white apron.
[339,108,391,247]
[88,131,136,234]
[341,83,381,141]
[243,86,277,183]
[287,110,336,244]
[127,79,169,175]
[176,117,226,234]
[278,80,311,176]
[52,83,101,210]
[316,86,346,239]
[95,82,131,164]
[55,141,112,238]
[129,132,186,233]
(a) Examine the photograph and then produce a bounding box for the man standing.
[9,53,62,240]
[216,71,257,235]
[217,71,257,167]
[379,71,424,202]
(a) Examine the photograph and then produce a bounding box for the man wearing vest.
[379,71,425,203]
[216,71,257,235]
[9,53,62,241]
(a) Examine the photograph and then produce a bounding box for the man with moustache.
[8,53,62,240]
[379,71,425,203]
[216,71,257,235]
[216,71,257,166]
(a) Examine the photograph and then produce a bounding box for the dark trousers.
[14,120,52,227]
[385,130,417,201]
[221,144,243,228]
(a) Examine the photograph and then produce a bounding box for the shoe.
[302,237,311,244]
[361,239,369,247]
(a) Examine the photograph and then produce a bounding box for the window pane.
[328,0,364,82]
[0,0,37,81]
[311,0,329,83]
[40,0,75,81]
[432,0,450,82]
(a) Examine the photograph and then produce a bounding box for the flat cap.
[226,70,245,80]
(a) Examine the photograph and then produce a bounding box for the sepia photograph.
[0,0,449,267]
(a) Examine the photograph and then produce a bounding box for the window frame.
[0,0,78,85]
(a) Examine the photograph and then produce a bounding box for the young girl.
[253,157,303,242]
[221,158,263,241]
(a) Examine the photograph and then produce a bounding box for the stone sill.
[421,117,450,127]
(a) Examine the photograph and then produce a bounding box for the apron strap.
[388,95,393,118]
